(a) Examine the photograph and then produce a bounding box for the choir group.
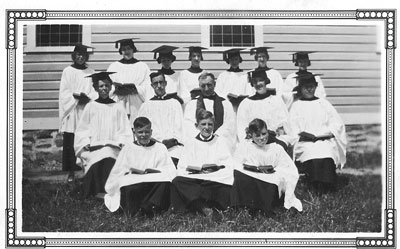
[58,38,347,217]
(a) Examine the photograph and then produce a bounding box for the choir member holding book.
[171,110,234,215]
[104,117,176,217]
[231,118,302,216]
[74,72,133,198]
[288,73,347,193]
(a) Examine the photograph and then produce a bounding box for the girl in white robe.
[232,119,302,216]
[107,39,152,127]
[58,45,98,182]
[152,45,180,95]
[74,72,133,198]
[288,74,347,193]
[104,117,176,216]
[282,52,327,109]
[171,110,234,214]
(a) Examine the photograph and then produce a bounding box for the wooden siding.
[23,24,381,130]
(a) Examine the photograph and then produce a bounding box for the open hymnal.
[113,82,138,95]
[186,164,225,174]
[126,167,161,175]
[89,140,122,152]
[227,93,248,104]
[298,131,333,142]
[243,164,275,174]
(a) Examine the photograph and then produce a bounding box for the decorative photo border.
[5,9,396,247]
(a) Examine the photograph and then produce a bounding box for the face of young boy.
[196,117,214,139]
[251,127,269,147]
[134,125,152,146]
[96,80,112,99]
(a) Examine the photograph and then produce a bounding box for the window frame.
[25,24,92,53]
[201,25,263,51]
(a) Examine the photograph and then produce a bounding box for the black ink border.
[5,9,396,248]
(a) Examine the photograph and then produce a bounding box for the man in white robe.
[282,52,327,109]
[151,45,180,95]
[59,44,98,182]
[74,72,133,197]
[104,117,176,216]
[288,73,347,193]
[177,46,207,104]
[138,72,184,165]
[107,38,152,127]
[183,72,236,153]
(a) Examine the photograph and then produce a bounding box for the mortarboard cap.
[222,48,244,64]
[115,38,139,53]
[73,44,93,53]
[292,51,314,64]
[152,45,178,62]
[250,47,273,56]
[247,69,271,84]
[293,73,322,86]
[86,72,116,83]
[185,46,207,60]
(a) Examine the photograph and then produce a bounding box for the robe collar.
[195,133,215,142]
[227,67,243,72]
[248,91,274,100]
[134,139,156,147]
[159,67,175,75]
[300,96,319,101]
[95,97,115,104]
[119,58,139,64]
[71,63,87,70]
[150,92,184,104]
[257,66,271,71]
[187,66,203,73]
[296,69,310,75]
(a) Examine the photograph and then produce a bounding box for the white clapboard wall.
[23,24,381,130]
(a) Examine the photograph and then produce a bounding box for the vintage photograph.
[3,7,395,248]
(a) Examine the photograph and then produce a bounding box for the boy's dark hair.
[195,109,214,124]
[149,71,165,82]
[245,118,268,139]
[133,117,152,129]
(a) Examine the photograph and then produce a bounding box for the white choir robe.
[74,101,133,174]
[138,98,184,158]
[107,61,152,126]
[288,98,347,168]
[236,96,292,144]
[282,73,327,109]
[215,70,254,99]
[183,97,237,153]
[164,72,180,95]
[177,69,204,104]
[176,136,234,186]
[234,140,303,211]
[58,66,97,133]
[104,141,177,212]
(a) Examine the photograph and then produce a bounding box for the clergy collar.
[296,69,309,75]
[95,97,115,104]
[257,66,271,71]
[134,139,156,147]
[300,96,319,101]
[150,92,184,104]
[227,67,243,72]
[151,93,168,100]
[187,66,203,73]
[249,91,273,100]
[195,133,215,142]
[71,63,87,70]
[201,93,217,100]
[119,58,139,64]
[159,67,175,75]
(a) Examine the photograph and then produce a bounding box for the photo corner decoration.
[5,9,396,248]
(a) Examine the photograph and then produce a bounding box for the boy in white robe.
[138,72,184,165]
[282,52,327,109]
[288,74,347,193]
[171,110,234,215]
[232,118,302,216]
[74,72,133,198]
[183,72,236,153]
[236,70,291,151]
[250,47,284,97]
[215,48,254,112]
[104,117,176,216]
[151,45,180,95]
[177,46,207,104]
[59,44,98,182]
[107,38,152,127]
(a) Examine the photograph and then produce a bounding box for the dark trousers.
[62,132,80,172]
[171,176,231,212]
[120,182,171,216]
[83,158,115,197]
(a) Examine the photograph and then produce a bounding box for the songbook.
[243,164,275,174]
[190,88,202,99]
[186,164,225,174]
[227,93,248,104]
[89,140,122,152]
[298,131,333,142]
[113,82,138,95]
[126,167,161,175]
[266,88,276,95]
[73,92,90,100]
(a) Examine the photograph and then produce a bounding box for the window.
[210,25,254,47]
[25,24,91,52]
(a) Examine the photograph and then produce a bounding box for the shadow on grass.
[22,174,381,233]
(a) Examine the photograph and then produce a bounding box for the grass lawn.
[22,173,381,233]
